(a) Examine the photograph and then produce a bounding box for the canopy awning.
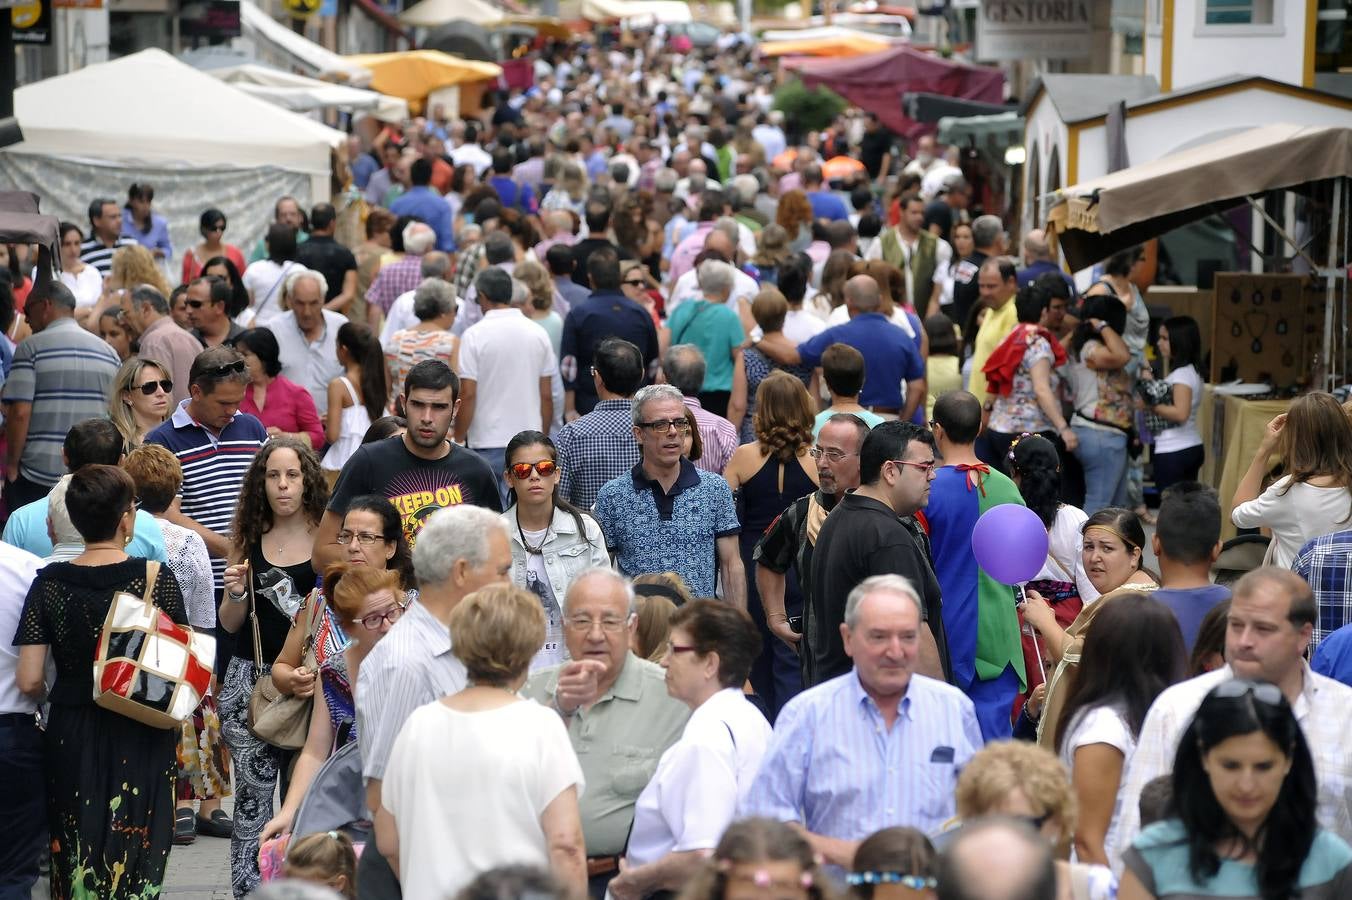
[343,49,502,103]
[938,111,1024,146]
[1046,123,1352,271]
[239,0,372,86]
[210,64,410,121]
[399,0,504,27]
[760,33,891,57]
[579,0,691,23]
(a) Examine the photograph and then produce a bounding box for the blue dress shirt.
[744,670,982,844]
[390,186,456,253]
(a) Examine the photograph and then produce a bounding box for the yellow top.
[967,296,1018,408]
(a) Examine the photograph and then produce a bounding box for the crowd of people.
[3,22,1352,900]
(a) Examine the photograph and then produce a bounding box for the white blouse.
[626,687,770,866]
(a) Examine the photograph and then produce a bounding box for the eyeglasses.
[639,418,692,434]
[185,299,207,309]
[358,599,408,630]
[809,446,856,462]
[1212,679,1284,706]
[623,279,647,287]
[890,458,937,474]
[510,459,558,479]
[665,641,698,655]
[136,379,173,396]
[200,359,246,377]
[337,530,387,546]
[565,616,630,633]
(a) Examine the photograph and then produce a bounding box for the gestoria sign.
[975,1,1092,61]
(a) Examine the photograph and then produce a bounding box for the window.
[1204,0,1274,25]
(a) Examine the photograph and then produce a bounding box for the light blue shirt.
[743,670,982,844]
[2,498,167,563]
[121,208,173,260]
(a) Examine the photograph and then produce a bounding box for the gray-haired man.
[123,284,203,405]
[523,568,689,898]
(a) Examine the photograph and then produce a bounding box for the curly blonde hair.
[753,371,815,463]
[954,740,1077,848]
[108,244,171,296]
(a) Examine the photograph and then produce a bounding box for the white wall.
[1023,96,1070,226]
[1169,0,1307,90]
[1073,87,1352,184]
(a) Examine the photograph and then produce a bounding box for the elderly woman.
[375,584,587,900]
[661,259,748,424]
[16,464,189,897]
[610,600,771,900]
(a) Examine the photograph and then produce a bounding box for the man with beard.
[312,360,501,572]
[754,413,869,687]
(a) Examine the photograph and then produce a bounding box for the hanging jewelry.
[1243,311,1270,354]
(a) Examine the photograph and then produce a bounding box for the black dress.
[13,558,187,900]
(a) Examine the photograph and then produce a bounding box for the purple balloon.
[971,503,1049,585]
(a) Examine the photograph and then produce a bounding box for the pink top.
[240,374,325,450]
[182,244,246,284]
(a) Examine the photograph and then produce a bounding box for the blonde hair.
[753,371,815,463]
[449,585,545,686]
[633,593,676,662]
[107,356,170,446]
[514,259,554,312]
[284,831,356,900]
[108,244,171,296]
[954,740,1077,847]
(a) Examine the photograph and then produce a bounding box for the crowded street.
[0,2,1351,899]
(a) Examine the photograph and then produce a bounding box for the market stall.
[344,50,502,116]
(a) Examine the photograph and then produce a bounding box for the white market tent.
[239,0,372,85]
[399,0,506,28]
[580,0,692,24]
[211,63,410,122]
[0,48,345,271]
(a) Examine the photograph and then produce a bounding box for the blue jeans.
[1073,424,1128,515]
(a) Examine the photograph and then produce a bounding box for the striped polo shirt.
[0,317,120,486]
[146,400,268,589]
[79,235,139,276]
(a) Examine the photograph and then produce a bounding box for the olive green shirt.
[524,653,690,856]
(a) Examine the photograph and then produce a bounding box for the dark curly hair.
[1011,434,1062,529]
[230,437,328,551]
[753,372,815,463]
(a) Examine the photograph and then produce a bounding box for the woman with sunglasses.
[260,563,409,845]
[499,430,609,671]
[183,208,246,285]
[108,356,173,448]
[1120,680,1352,899]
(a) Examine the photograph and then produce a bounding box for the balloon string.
[1019,584,1046,684]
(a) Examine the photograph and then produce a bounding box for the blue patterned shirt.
[743,670,982,842]
[556,399,641,510]
[1295,528,1352,647]
[594,459,739,596]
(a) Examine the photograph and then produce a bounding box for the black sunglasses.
[201,360,246,377]
[623,278,646,287]
[136,379,173,395]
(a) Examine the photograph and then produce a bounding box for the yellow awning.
[342,49,501,102]
[759,34,890,58]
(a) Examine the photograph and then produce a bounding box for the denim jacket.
[503,505,612,605]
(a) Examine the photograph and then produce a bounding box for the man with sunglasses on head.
[755,413,868,687]
[1115,567,1352,865]
[594,384,743,606]
[123,284,203,406]
[146,346,268,592]
[808,420,952,687]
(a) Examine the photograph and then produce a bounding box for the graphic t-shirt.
[521,527,566,672]
[327,436,503,548]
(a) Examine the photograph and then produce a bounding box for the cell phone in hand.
[787,615,803,634]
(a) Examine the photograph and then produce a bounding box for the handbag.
[93,561,216,730]
[247,580,317,749]
[1136,376,1174,438]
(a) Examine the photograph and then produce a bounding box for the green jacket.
[881,226,939,309]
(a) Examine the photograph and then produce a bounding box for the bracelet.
[768,612,788,623]
[553,693,578,718]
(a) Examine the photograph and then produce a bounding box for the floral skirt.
[177,693,233,801]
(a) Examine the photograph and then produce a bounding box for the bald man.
[665,229,759,323]
[937,818,1056,900]
[1016,228,1076,298]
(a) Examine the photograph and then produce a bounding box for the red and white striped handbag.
[92,561,216,730]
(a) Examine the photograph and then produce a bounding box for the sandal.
[197,809,234,838]
[173,808,197,846]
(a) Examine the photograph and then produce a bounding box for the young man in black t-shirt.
[312,360,502,573]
